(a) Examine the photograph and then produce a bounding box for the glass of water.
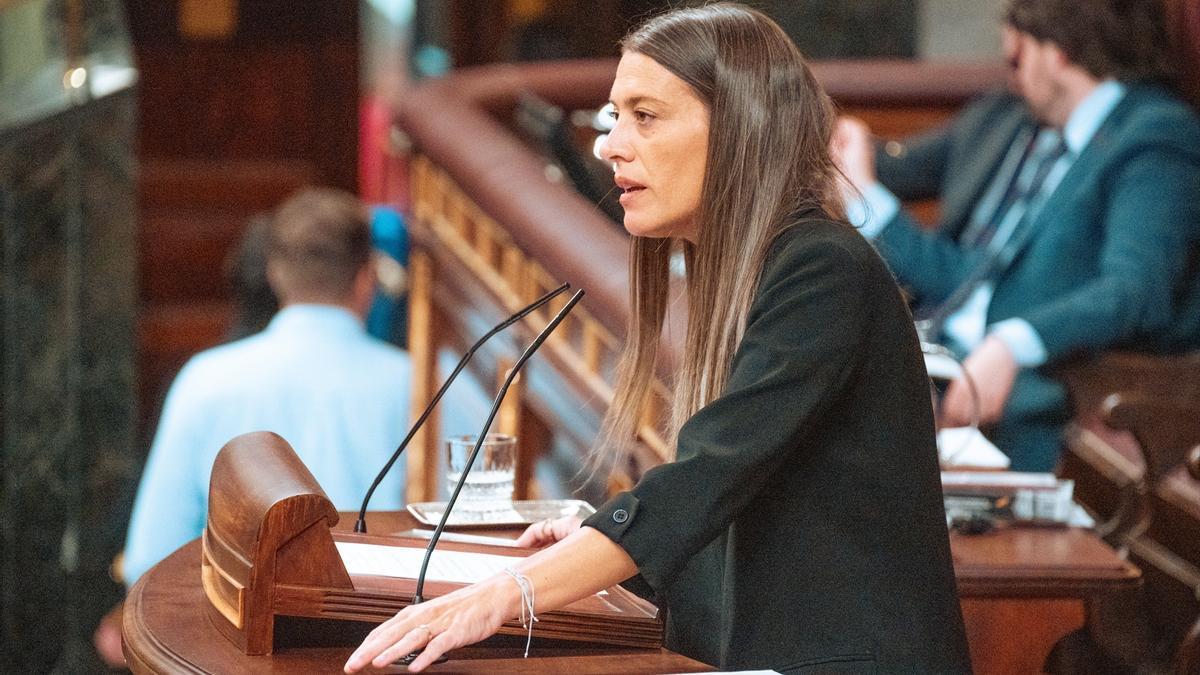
[445,433,516,516]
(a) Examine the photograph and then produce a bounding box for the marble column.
[0,30,139,675]
[0,86,139,667]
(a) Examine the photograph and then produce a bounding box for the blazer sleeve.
[1023,144,1200,359]
[873,209,982,304]
[876,125,953,202]
[583,231,870,592]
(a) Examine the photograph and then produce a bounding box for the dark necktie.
[963,131,1069,251]
[925,132,1070,335]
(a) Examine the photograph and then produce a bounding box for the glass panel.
[0,0,136,133]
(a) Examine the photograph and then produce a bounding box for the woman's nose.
[599,123,631,164]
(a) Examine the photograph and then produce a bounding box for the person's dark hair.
[266,187,372,302]
[1005,0,1176,84]
[595,2,843,469]
[224,213,279,341]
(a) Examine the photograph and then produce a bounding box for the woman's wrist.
[481,569,527,622]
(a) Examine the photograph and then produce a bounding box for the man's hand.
[940,335,1019,428]
[831,116,878,190]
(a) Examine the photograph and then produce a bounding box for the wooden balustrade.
[405,155,671,501]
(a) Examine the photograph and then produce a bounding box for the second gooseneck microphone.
[353,282,571,534]
[411,288,585,605]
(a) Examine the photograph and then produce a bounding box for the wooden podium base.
[123,539,712,674]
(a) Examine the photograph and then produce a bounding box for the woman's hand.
[343,576,518,673]
[345,527,637,672]
[514,516,582,548]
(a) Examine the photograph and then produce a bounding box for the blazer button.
[612,509,629,523]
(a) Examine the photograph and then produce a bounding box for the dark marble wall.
[432,0,918,68]
[765,0,918,59]
[0,89,138,673]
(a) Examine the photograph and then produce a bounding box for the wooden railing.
[405,155,673,501]
[391,58,1007,502]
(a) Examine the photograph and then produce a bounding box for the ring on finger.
[541,518,553,537]
[412,623,434,640]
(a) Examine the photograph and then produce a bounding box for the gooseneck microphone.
[353,282,570,533]
[412,288,585,605]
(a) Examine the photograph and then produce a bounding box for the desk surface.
[951,522,1140,596]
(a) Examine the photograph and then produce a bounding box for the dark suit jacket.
[874,86,1200,468]
[584,220,972,673]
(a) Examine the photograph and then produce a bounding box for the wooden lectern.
[199,431,663,656]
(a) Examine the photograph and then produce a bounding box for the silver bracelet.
[503,567,538,657]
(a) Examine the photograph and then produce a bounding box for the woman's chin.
[623,217,675,240]
[622,221,655,238]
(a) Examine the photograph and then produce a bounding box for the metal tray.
[406,499,596,529]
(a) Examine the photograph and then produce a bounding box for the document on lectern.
[335,541,514,584]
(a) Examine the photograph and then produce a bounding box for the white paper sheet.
[924,351,964,380]
[937,426,1010,468]
[335,541,518,584]
[941,470,1059,489]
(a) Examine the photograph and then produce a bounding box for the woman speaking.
[346,3,970,673]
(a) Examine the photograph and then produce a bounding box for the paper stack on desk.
[337,542,514,584]
[941,471,1080,524]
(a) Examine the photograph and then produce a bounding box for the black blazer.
[584,219,971,673]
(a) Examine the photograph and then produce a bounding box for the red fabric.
[358,94,410,210]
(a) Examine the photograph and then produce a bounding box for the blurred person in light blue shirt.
[121,188,484,587]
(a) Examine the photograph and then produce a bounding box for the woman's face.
[600,52,710,241]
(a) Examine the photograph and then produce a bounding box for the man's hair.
[1005,0,1176,83]
[266,187,371,301]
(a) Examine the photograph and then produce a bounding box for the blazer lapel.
[997,92,1133,273]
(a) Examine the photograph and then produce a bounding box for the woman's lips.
[619,180,648,206]
[617,183,646,206]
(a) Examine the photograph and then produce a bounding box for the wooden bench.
[1054,358,1200,673]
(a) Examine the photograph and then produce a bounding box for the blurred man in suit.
[832,0,1200,471]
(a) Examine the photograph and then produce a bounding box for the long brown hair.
[595,3,843,471]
